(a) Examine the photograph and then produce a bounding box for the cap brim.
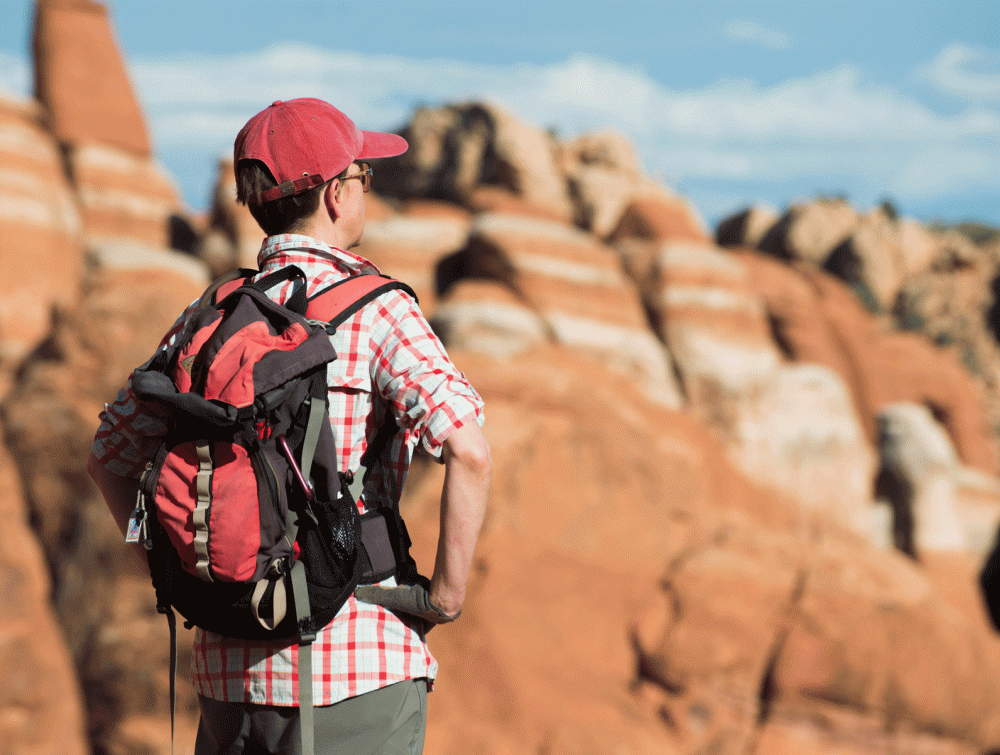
[357,130,408,160]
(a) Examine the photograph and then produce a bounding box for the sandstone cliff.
[3,3,1000,755]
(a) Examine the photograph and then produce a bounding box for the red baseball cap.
[234,98,408,202]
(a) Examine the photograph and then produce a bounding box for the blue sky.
[0,1,997,229]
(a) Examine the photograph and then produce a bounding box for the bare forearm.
[429,421,491,616]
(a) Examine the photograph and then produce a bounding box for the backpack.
[127,264,423,755]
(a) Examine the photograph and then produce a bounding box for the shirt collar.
[256,234,383,276]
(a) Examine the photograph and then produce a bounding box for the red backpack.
[128,264,425,755]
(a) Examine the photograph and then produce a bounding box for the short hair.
[235,159,328,236]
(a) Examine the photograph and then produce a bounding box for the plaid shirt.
[92,235,484,706]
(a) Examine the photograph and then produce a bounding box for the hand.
[354,583,461,624]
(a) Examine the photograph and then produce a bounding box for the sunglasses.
[336,161,372,192]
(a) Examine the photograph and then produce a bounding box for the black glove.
[354,583,461,624]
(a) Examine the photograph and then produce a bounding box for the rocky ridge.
[4,2,1000,755]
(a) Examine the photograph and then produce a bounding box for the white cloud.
[118,47,1000,219]
[723,20,793,50]
[919,43,1000,101]
[3,43,998,223]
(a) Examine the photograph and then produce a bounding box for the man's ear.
[324,179,342,220]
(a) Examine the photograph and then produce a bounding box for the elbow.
[459,434,493,481]
[445,424,493,480]
[469,437,493,481]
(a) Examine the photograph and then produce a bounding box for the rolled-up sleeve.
[369,290,484,460]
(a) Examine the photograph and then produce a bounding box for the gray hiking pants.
[194,678,428,755]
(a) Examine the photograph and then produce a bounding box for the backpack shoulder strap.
[199,268,258,309]
[306,275,418,329]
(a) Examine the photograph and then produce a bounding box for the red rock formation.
[33,0,149,154]
[1,243,208,755]
[0,444,89,755]
[398,347,1000,755]
[4,6,1000,753]
[33,0,183,248]
[639,241,876,534]
[807,267,998,475]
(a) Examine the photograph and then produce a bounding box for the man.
[87,98,492,755]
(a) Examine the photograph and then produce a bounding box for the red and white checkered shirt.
[92,235,484,706]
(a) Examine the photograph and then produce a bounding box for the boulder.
[895,229,1000,433]
[735,251,863,406]
[560,130,668,238]
[802,267,1000,476]
[375,102,574,222]
[822,207,905,312]
[715,204,780,248]
[877,402,969,554]
[639,240,777,414]
[743,364,876,535]
[607,193,710,245]
[465,184,572,223]
[430,279,549,358]
[560,130,643,176]
[0,94,83,369]
[758,198,858,265]
[877,402,1000,559]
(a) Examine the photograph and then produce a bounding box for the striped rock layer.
[439,211,682,407]
[0,95,83,364]
[68,142,182,248]
[357,207,473,312]
[641,240,875,534]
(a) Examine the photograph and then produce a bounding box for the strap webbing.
[250,576,288,631]
[165,606,177,755]
[290,560,315,755]
[299,396,325,486]
[192,441,214,582]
